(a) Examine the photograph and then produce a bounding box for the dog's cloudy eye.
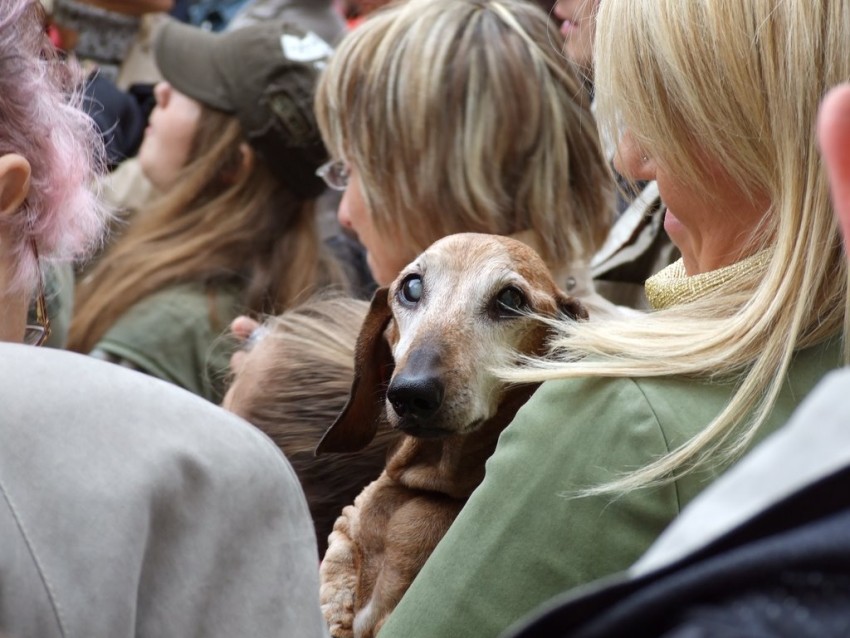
[495,286,527,318]
[399,274,423,305]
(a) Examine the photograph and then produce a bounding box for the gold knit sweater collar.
[645,251,770,310]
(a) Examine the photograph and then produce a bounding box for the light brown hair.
[69,108,344,353]
[315,0,613,271]
[224,296,397,554]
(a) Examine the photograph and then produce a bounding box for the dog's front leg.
[352,496,464,638]
[321,475,398,638]
[320,503,362,638]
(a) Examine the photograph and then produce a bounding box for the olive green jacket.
[378,337,842,638]
[93,282,242,403]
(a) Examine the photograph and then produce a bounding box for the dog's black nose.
[387,375,444,422]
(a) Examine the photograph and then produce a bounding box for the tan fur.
[316,233,587,638]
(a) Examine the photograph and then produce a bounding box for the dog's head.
[316,233,586,454]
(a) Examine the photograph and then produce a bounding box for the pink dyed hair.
[0,0,107,291]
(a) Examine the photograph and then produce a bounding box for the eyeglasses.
[315,159,350,192]
[24,238,51,347]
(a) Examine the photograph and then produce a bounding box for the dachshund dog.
[316,233,588,638]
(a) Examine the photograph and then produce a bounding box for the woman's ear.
[238,142,255,178]
[220,143,255,185]
[613,130,655,183]
[0,154,31,219]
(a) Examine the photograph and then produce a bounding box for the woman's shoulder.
[93,282,243,400]
[379,377,683,638]
[511,374,715,449]
[506,336,843,503]
[495,376,679,490]
[97,282,241,345]
[522,334,842,448]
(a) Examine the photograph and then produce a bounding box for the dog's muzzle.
[387,373,444,425]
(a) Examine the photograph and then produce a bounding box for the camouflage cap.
[154,18,334,199]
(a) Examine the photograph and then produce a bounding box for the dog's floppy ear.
[557,293,589,321]
[316,287,395,455]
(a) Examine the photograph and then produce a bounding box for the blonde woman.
[379,2,849,637]
[69,19,347,401]
[506,83,850,638]
[314,0,620,317]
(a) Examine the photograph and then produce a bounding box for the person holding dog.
[503,82,850,638]
[227,0,626,383]
[378,2,849,637]
[222,0,631,570]
[225,0,632,413]
[314,0,625,319]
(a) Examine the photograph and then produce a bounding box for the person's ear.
[238,142,255,177]
[220,143,255,185]
[818,84,850,256]
[613,130,655,183]
[0,154,31,219]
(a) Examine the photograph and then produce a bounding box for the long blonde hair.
[506,0,850,493]
[315,0,613,270]
[69,107,341,353]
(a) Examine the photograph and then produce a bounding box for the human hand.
[228,315,262,376]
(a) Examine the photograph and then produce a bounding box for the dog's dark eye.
[495,286,527,318]
[399,274,423,306]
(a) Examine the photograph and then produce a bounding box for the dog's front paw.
[320,523,360,638]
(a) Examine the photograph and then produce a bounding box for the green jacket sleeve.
[94,285,240,403]
[378,375,680,638]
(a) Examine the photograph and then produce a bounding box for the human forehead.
[167,86,204,111]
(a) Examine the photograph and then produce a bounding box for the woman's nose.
[337,198,353,230]
[153,82,171,107]
[613,129,656,182]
